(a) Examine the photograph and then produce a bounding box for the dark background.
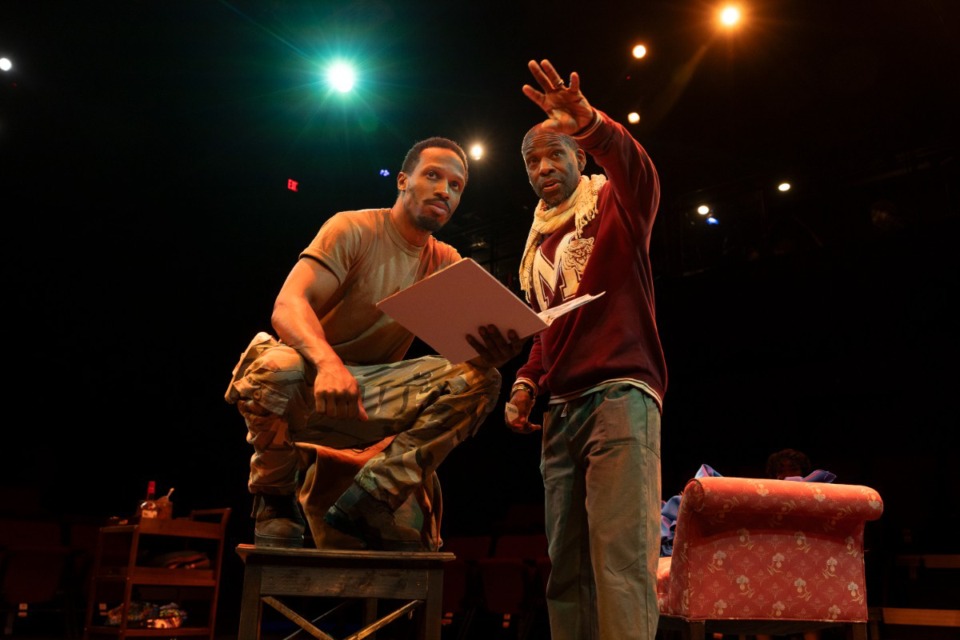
[3,1,959,633]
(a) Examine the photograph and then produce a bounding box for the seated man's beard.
[415,214,443,232]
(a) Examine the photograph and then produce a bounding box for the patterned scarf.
[518,174,607,302]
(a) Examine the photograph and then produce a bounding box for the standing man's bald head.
[521,124,587,208]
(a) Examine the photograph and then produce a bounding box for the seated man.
[225,136,523,551]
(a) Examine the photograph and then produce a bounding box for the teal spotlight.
[325,61,356,93]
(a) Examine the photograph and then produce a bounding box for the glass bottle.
[138,480,159,520]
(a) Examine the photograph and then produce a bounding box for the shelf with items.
[82,508,230,640]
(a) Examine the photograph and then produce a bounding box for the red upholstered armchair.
[656,476,884,640]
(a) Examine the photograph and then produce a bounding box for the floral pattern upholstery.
[656,476,883,624]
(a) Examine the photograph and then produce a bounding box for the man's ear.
[397,171,408,191]
[576,149,587,172]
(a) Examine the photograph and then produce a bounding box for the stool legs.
[238,563,263,640]
[235,545,451,640]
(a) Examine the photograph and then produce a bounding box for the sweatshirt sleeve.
[514,331,545,394]
[577,109,660,238]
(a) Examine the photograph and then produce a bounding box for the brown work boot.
[323,483,424,551]
[252,494,305,548]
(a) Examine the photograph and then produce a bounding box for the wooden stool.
[235,544,454,640]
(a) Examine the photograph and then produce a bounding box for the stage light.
[325,61,356,93]
[469,143,484,161]
[719,5,742,28]
[632,44,648,59]
[0,57,12,72]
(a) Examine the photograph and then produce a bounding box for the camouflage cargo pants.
[225,332,502,511]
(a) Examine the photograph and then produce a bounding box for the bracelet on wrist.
[511,382,536,399]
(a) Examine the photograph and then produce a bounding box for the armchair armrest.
[679,476,883,530]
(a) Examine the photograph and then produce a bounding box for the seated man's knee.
[235,345,308,415]
[482,366,502,398]
[248,344,307,380]
[457,362,502,400]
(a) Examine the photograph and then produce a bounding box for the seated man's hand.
[466,325,525,369]
[313,362,369,420]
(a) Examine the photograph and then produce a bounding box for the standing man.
[506,60,668,639]
[226,136,524,551]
